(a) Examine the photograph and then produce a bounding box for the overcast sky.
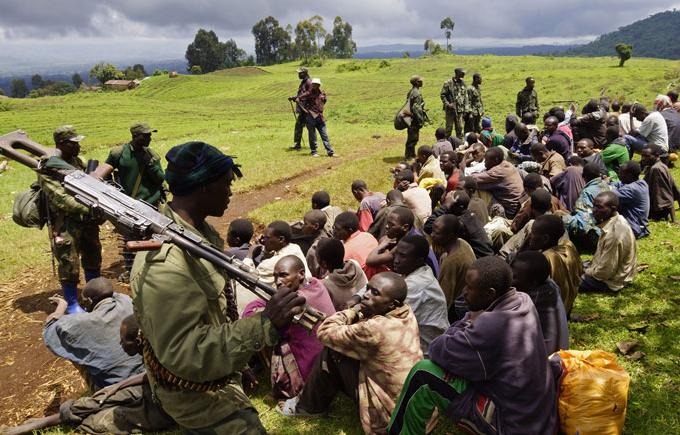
[1,0,679,71]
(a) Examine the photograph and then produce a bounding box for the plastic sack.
[555,350,630,435]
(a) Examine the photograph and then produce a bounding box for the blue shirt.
[614,180,650,238]
[43,293,144,390]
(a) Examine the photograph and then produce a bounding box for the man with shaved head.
[459,142,487,176]
[389,256,557,435]
[575,138,607,176]
[278,272,423,434]
[542,115,572,162]
[301,209,329,278]
[531,142,566,178]
[470,147,527,218]
[580,192,637,292]
[311,190,343,238]
[352,180,386,232]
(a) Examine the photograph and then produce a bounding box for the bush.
[28,81,76,98]
[378,60,391,69]
[153,69,163,76]
[335,60,365,73]
[300,55,324,68]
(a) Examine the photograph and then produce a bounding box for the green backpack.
[12,182,47,229]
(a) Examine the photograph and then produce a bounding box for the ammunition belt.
[141,335,231,392]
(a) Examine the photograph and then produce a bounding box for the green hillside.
[1,55,680,434]
[566,10,680,59]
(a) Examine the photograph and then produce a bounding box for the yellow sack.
[555,350,630,435]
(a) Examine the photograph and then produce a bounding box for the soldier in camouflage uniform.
[440,68,469,139]
[131,141,306,434]
[405,75,428,160]
[516,76,539,119]
[465,73,484,133]
[38,126,102,314]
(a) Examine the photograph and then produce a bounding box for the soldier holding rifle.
[288,67,312,151]
[130,141,306,434]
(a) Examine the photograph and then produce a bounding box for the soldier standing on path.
[38,126,102,314]
[131,141,306,434]
[405,75,427,160]
[93,122,166,282]
[288,67,313,151]
[516,76,539,119]
[440,68,469,139]
[466,73,484,133]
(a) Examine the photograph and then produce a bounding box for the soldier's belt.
[142,336,231,392]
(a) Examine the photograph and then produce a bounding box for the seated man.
[392,235,449,356]
[531,142,566,178]
[543,115,572,162]
[600,126,630,180]
[458,142,487,176]
[432,127,454,158]
[312,190,343,238]
[278,272,423,434]
[642,144,680,222]
[424,190,494,258]
[624,102,669,155]
[243,256,335,399]
[565,162,611,253]
[243,220,311,286]
[352,180,386,232]
[440,150,461,193]
[550,157,585,211]
[457,176,489,224]
[388,256,557,435]
[43,277,144,391]
[511,250,569,354]
[508,122,538,163]
[416,145,446,181]
[333,211,379,275]
[511,173,566,233]
[395,168,432,222]
[317,238,368,310]
[575,138,607,176]
[368,189,423,239]
[366,206,439,277]
[580,192,637,292]
[431,214,476,322]
[613,161,650,238]
[225,218,254,261]
[471,147,526,218]
[300,209,328,278]
[8,315,175,435]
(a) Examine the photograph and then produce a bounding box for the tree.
[10,79,28,98]
[323,16,357,59]
[28,81,75,98]
[89,63,123,85]
[309,15,326,55]
[31,74,44,89]
[185,29,227,74]
[223,39,248,68]
[190,65,203,75]
[133,64,147,77]
[615,43,633,67]
[440,17,455,53]
[424,39,444,55]
[72,73,83,88]
[252,16,293,65]
[295,20,317,62]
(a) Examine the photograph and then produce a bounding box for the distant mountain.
[564,9,680,59]
[355,43,576,59]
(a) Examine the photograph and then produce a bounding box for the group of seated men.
[7,91,680,435]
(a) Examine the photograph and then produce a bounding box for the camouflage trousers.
[53,219,102,283]
[465,113,482,134]
[60,383,175,434]
[183,408,266,435]
[405,125,420,159]
[445,110,465,139]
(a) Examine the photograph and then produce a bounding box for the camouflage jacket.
[408,87,427,127]
[440,78,469,113]
[516,87,539,117]
[467,85,484,116]
[37,155,90,219]
[131,205,279,429]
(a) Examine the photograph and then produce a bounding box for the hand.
[442,191,457,209]
[247,243,263,260]
[141,151,153,166]
[48,295,67,307]
[98,383,121,404]
[263,286,306,330]
[397,180,410,191]
[569,103,576,112]
[377,236,396,250]
[344,294,362,310]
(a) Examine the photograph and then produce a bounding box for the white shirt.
[464,160,486,176]
[243,243,311,286]
[618,113,640,135]
[638,111,668,151]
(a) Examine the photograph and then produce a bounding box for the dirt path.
[0,136,401,427]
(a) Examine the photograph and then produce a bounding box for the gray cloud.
[1,0,679,44]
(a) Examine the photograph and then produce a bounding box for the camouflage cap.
[296,67,309,74]
[53,125,84,144]
[130,123,157,135]
[454,68,466,75]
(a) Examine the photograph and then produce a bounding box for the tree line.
[186,15,357,74]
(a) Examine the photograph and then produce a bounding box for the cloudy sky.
[1,0,679,71]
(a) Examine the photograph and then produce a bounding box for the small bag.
[12,182,46,229]
[394,99,413,130]
[270,341,304,400]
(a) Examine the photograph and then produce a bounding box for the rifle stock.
[0,130,55,169]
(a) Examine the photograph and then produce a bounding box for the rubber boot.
[84,269,101,282]
[62,282,86,314]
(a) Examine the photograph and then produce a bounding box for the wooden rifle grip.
[126,240,163,251]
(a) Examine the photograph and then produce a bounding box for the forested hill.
[565,10,680,59]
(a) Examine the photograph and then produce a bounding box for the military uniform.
[293,70,313,149]
[440,78,469,139]
[465,84,484,133]
[516,87,539,118]
[131,205,278,434]
[38,155,102,285]
[405,86,427,159]
[104,144,165,205]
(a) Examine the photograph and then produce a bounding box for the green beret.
[164,141,242,195]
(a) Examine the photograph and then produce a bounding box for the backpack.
[12,182,47,229]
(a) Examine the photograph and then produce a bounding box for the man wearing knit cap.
[131,141,306,433]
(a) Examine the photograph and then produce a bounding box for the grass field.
[1,54,680,433]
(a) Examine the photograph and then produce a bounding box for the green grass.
[1,54,680,433]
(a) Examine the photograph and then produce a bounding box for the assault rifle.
[0,130,325,331]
